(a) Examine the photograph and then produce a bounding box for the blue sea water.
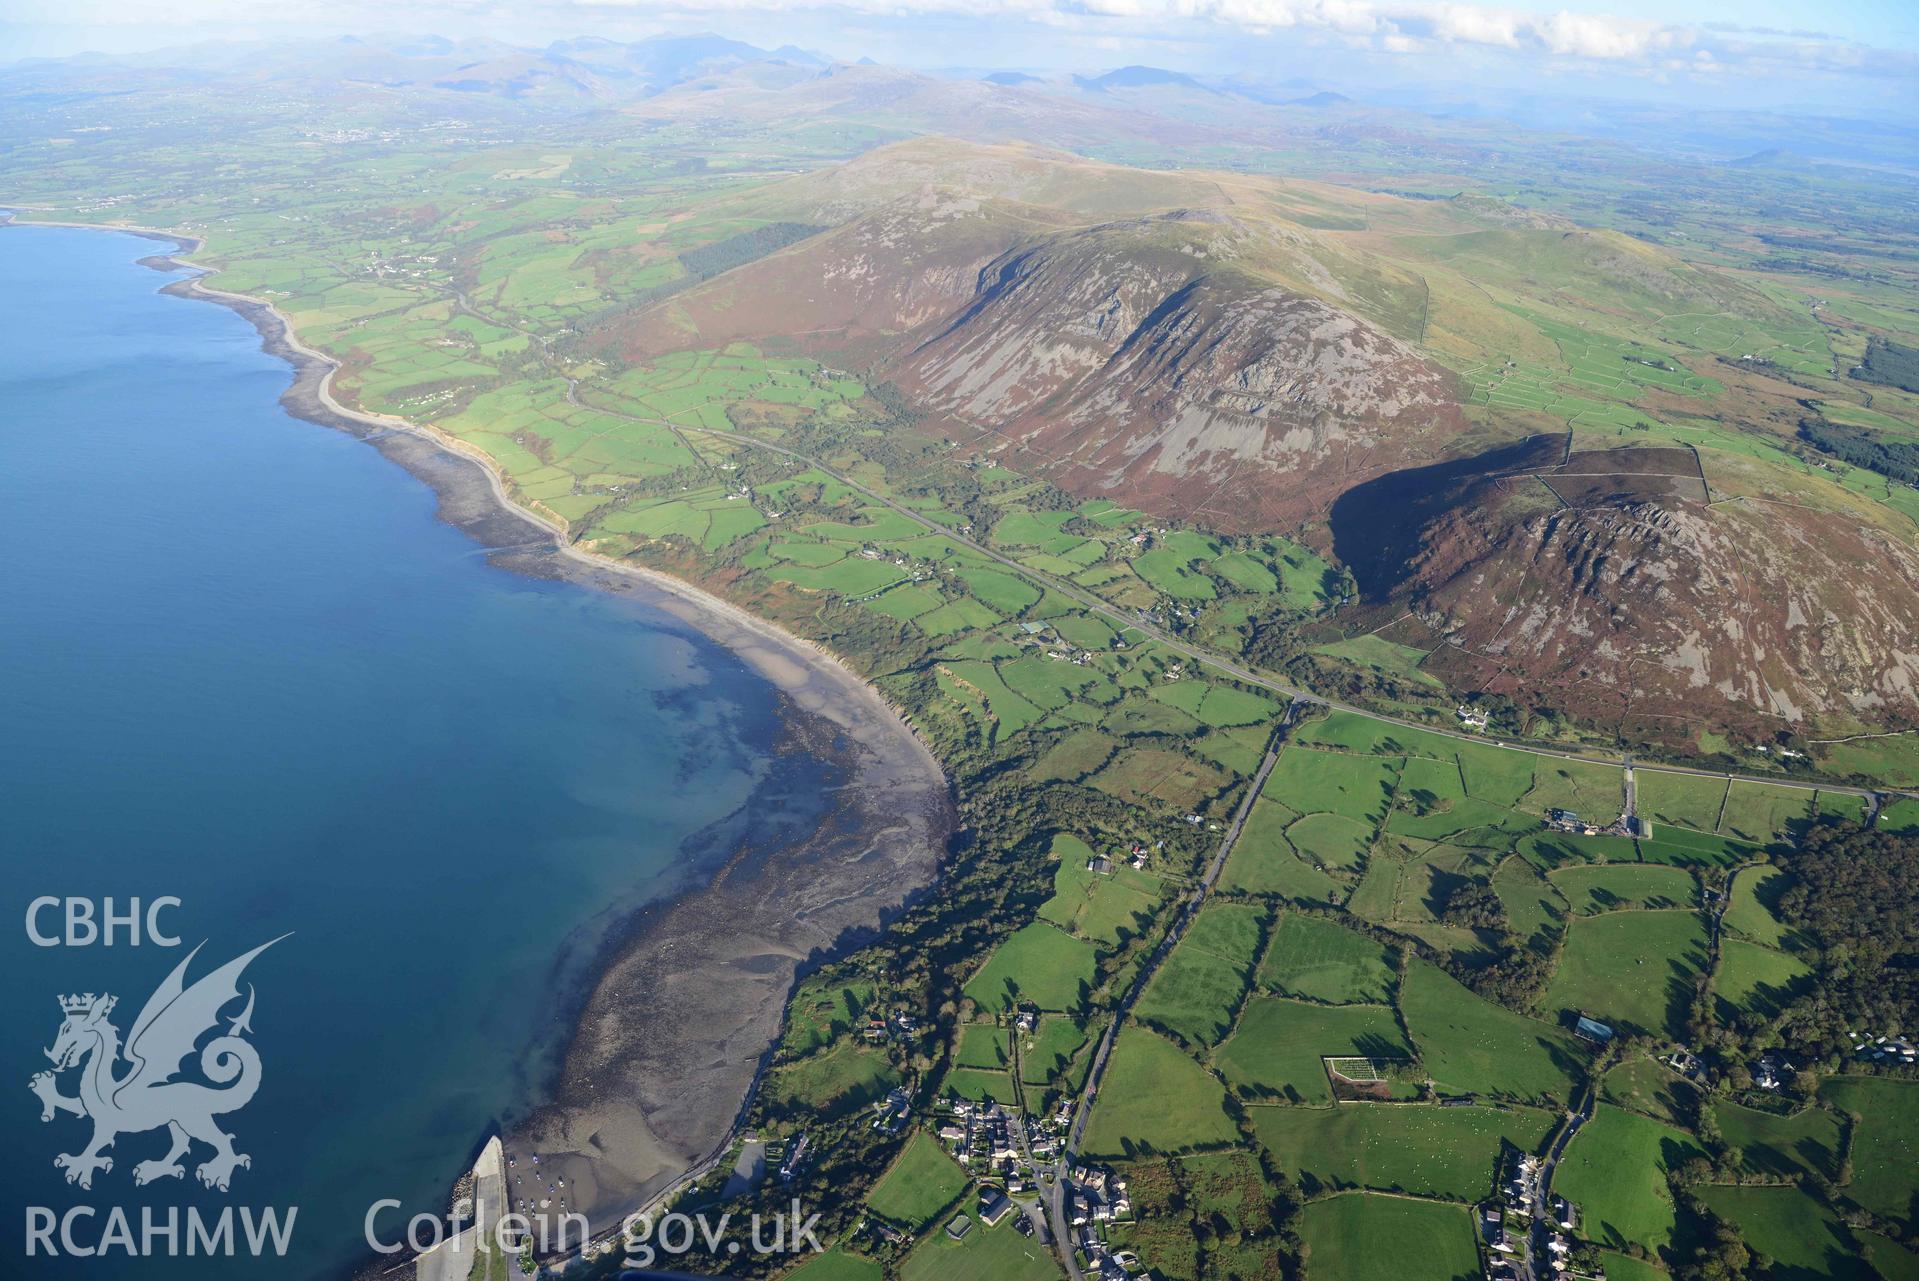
[0,225,828,1277]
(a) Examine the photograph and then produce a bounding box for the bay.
[0,224,831,1278]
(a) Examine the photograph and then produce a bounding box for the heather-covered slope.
[593,136,1919,738]
[604,141,1469,529]
[893,214,1464,530]
[1341,443,1919,734]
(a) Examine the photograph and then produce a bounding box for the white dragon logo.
[28,937,283,1192]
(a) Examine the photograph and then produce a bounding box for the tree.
[1767,819,1919,1053]
[1437,882,1506,931]
[1677,1193,1756,1281]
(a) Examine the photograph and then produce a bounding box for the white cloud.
[552,0,1911,78]
[17,0,1914,84]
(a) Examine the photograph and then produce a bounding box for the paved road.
[445,294,1916,1281]
[556,385,1907,807]
[454,289,1911,810]
[1533,1096,1591,1279]
[1045,722,1290,1280]
[1066,732,1287,1155]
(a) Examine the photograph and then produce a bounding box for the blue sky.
[4,0,1916,116]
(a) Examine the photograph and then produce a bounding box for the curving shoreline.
[6,215,942,742]
[10,217,953,1265]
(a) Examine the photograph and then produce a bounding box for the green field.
[1191,683,1282,729]
[1714,938,1814,1022]
[781,976,877,1055]
[1822,1077,1919,1233]
[1451,741,1538,808]
[1884,797,1919,835]
[1251,1103,1554,1200]
[1312,634,1442,688]
[1634,826,1764,868]
[1133,530,1226,600]
[1396,754,1468,812]
[1293,711,1451,756]
[1717,779,1813,845]
[1220,799,1345,900]
[1264,748,1402,826]
[1135,902,1265,1047]
[1541,910,1708,1039]
[1401,961,1585,1103]
[944,1066,1020,1105]
[898,1216,1059,1281]
[1599,1057,1697,1127]
[1723,865,1792,947]
[1081,1025,1239,1158]
[1019,1016,1091,1087]
[1700,1185,1866,1281]
[1521,758,1625,818]
[1521,829,1641,869]
[1636,770,1730,831]
[1493,857,1568,945]
[1712,1100,1844,1181]
[1384,795,1531,843]
[1596,1254,1669,1281]
[955,1021,1010,1070]
[764,1039,900,1117]
[1287,812,1378,869]
[1257,914,1398,1004]
[866,1131,971,1231]
[1555,1105,1705,1253]
[1814,788,1871,825]
[1036,835,1163,946]
[1867,1236,1919,1281]
[1296,1194,1480,1281]
[1215,997,1413,1105]
[1032,729,1118,782]
[1821,734,1919,790]
[963,922,1100,1014]
[785,1246,884,1281]
[1546,862,1698,914]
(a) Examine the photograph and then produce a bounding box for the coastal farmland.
[865,1131,971,1232]
[1296,1194,1480,1281]
[1553,1106,1703,1252]
[1064,696,1913,1281]
[11,60,1918,1281]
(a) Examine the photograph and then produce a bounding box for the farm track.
[1047,713,1291,1279]
[447,293,1909,807]
[440,292,1915,1275]
[579,388,1909,805]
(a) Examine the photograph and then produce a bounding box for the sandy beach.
[19,217,953,1255]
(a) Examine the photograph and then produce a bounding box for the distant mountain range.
[1075,65,1218,94]
[0,32,836,104]
[0,39,1351,117]
[582,134,1919,736]
[13,34,1910,738]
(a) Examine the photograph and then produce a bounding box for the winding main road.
[569,384,1907,808]
[445,287,1909,811]
[1043,721,1291,1279]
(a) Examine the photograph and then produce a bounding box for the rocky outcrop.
[607,203,1466,530]
[893,215,1465,529]
[1407,492,1919,730]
